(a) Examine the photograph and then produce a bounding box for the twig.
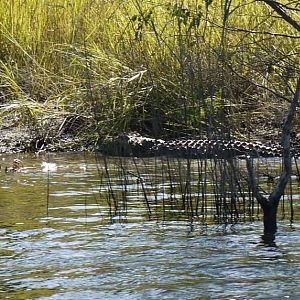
[247,77,300,207]
[259,0,300,32]
[269,77,300,201]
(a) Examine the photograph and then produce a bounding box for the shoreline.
[1,124,299,156]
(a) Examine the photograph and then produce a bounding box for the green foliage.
[0,0,299,142]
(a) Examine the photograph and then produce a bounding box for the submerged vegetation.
[0,0,299,145]
[97,156,300,224]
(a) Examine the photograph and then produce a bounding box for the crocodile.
[100,133,299,159]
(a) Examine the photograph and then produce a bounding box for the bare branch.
[209,21,300,39]
[246,158,268,205]
[270,76,300,201]
[259,0,300,32]
[246,77,300,207]
[273,1,300,12]
[225,62,291,103]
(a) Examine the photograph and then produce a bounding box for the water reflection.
[0,153,299,299]
[2,221,300,299]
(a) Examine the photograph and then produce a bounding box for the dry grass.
[0,0,299,144]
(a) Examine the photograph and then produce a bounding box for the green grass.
[0,0,299,144]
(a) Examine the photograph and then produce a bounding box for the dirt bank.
[0,124,89,154]
[1,122,299,155]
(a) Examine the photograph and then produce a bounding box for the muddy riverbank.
[0,121,299,155]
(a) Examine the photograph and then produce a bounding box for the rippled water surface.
[0,153,299,299]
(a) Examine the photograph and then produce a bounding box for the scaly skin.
[100,133,298,158]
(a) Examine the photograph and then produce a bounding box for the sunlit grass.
[0,0,299,141]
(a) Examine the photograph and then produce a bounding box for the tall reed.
[0,0,299,142]
[97,156,299,223]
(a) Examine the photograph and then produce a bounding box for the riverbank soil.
[1,116,299,154]
[0,115,92,153]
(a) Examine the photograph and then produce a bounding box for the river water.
[0,153,299,299]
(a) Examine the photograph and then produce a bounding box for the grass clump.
[0,0,299,148]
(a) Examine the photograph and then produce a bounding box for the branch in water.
[246,158,268,205]
[270,77,300,201]
[247,77,300,205]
